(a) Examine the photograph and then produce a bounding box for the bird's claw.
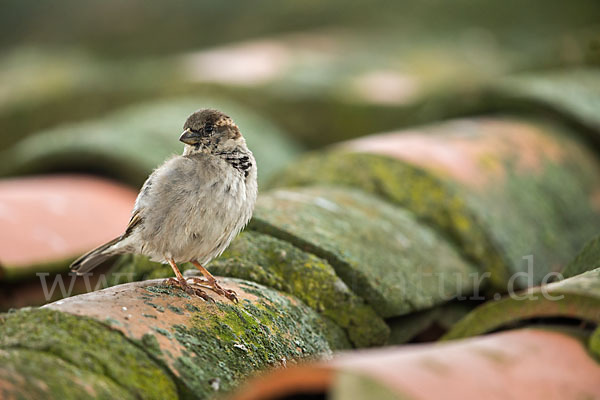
[187,277,238,303]
[165,277,214,302]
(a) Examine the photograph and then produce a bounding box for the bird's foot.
[165,277,213,302]
[187,276,238,303]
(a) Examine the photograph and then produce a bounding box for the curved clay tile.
[270,117,600,292]
[444,267,600,340]
[0,174,136,281]
[231,329,600,400]
[0,278,346,399]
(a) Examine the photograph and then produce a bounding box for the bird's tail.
[70,237,121,274]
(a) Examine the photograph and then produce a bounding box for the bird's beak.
[179,128,201,145]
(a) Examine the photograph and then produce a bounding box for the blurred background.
[1,0,600,309]
[1,0,599,151]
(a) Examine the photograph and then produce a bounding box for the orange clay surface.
[234,329,600,400]
[0,174,136,267]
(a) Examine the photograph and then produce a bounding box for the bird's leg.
[165,258,212,301]
[189,261,238,303]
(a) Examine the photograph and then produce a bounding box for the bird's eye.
[204,124,214,134]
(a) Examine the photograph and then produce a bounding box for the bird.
[70,108,258,302]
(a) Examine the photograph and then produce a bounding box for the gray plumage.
[71,109,258,276]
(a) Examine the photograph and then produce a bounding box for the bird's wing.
[123,209,143,238]
[120,169,156,239]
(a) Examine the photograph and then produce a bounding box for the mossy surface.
[170,279,349,396]
[461,127,600,287]
[250,186,478,318]
[589,326,600,362]
[0,349,132,400]
[0,308,179,399]
[563,234,600,278]
[443,268,600,340]
[267,151,507,289]
[210,231,389,347]
[269,118,600,290]
[40,277,347,399]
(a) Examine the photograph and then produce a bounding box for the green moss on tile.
[268,119,600,291]
[168,279,350,396]
[0,308,178,399]
[33,277,347,398]
[0,348,132,400]
[443,268,600,340]
[139,333,164,360]
[589,326,600,362]
[210,231,389,347]
[463,147,600,287]
[249,186,478,318]
[145,302,165,313]
[153,327,174,338]
[563,234,600,279]
[167,305,185,315]
[267,151,506,289]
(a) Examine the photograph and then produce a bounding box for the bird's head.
[180,109,245,155]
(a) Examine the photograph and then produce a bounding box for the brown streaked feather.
[124,210,143,237]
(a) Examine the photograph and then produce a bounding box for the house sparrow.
[71,109,258,302]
